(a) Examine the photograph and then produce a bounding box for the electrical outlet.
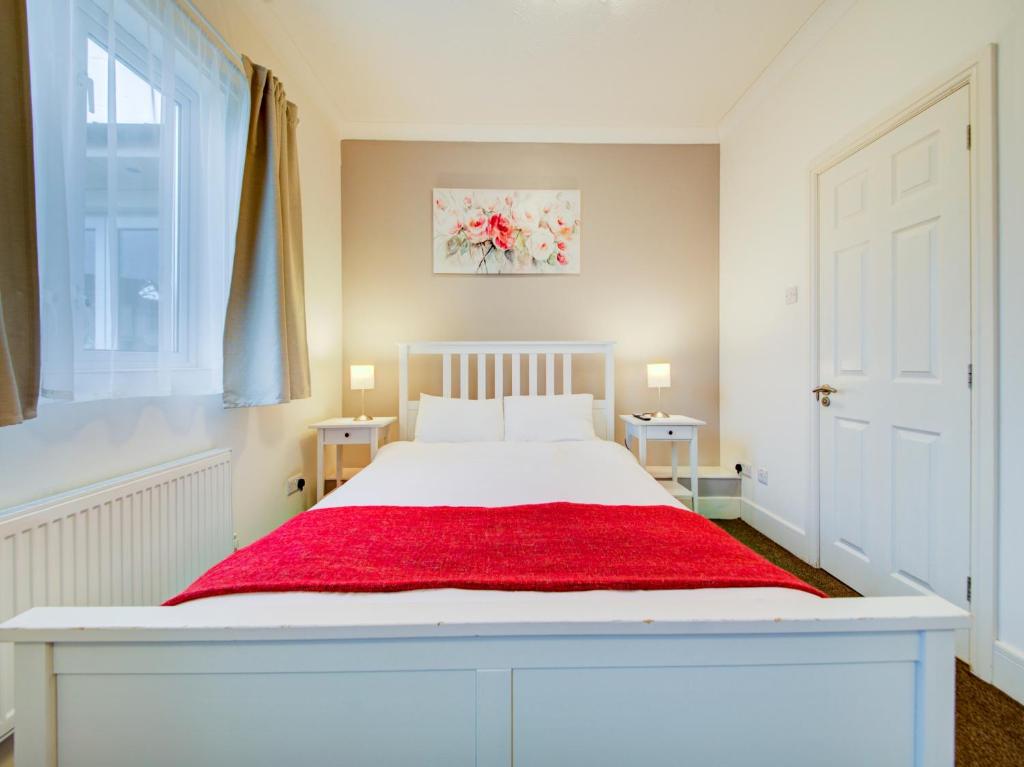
[286,474,306,496]
[757,467,769,485]
[785,286,799,305]
[738,462,752,478]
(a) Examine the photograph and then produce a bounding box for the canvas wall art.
[432,188,581,274]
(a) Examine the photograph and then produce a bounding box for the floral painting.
[433,188,581,274]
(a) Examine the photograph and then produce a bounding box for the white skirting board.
[739,498,817,564]
[993,641,1024,705]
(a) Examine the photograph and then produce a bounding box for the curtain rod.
[174,0,246,75]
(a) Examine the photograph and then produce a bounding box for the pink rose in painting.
[527,227,556,263]
[487,214,516,251]
[464,211,490,243]
[554,239,569,266]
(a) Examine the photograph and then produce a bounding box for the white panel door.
[818,88,971,634]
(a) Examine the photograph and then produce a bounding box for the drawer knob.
[344,432,350,438]
[668,430,674,436]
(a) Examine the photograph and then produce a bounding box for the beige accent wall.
[341,140,719,467]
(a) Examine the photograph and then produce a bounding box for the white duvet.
[312,439,684,510]
[179,439,815,611]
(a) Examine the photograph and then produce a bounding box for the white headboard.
[398,341,616,441]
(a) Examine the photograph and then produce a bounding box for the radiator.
[0,448,233,738]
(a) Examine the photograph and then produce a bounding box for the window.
[83,35,186,358]
[27,0,248,401]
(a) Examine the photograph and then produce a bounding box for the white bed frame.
[0,341,969,766]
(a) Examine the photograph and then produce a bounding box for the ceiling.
[242,0,825,143]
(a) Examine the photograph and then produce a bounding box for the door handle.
[812,385,837,407]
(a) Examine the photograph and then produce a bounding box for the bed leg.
[476,669,512,767]
[915,630,956,767]
[14,643,57,767]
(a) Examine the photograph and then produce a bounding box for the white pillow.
[503,394,596,442]
[414,394,504,442]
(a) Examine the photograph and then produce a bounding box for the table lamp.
[350,364,375,421]
[646,362,671,418]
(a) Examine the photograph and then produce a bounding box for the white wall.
[719,0,1023,698]
[0,2,344,547]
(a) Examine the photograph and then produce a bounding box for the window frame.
[72,0,207,386]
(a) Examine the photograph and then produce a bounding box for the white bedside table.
[620,414,706,511]
[309,417,396,501]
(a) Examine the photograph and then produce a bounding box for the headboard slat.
[528,354,538,396]
[442,354,452,398]
[477,353,486,399]
[563,353,572,394]
[459,353,469,400]
[494,354,504,398]
[512,354,521,395]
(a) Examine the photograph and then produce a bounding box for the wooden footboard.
[1,595,968,767]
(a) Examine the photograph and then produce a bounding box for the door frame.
[808,45,998,679]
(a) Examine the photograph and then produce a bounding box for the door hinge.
[968,363,973,388]
[966,124,972,150]
[966,576,972,603]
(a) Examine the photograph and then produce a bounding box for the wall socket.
[785,285,799,305]
[737,462,752,478]
[286,474,306,496]
[757,467,769,485]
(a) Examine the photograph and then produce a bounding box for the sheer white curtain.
[27,0,248,401]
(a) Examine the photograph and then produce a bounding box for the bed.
[0,341,968,767]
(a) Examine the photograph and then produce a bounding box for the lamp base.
[651,411,670,419]
[354,414,373,421]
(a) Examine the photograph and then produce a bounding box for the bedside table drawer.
[323,429,371,446]
[644,425,694,440]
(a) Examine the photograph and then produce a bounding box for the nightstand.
[309,417,396,501]
[620,414,706,511]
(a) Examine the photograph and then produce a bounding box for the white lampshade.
[350,364,375,391]
[647,363,671,389]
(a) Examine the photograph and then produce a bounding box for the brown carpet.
[714,519,1024,767]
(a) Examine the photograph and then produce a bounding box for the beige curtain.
[0,0,40,426]
[223,56,310,407]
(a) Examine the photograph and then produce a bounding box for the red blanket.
[166,502,824,605]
